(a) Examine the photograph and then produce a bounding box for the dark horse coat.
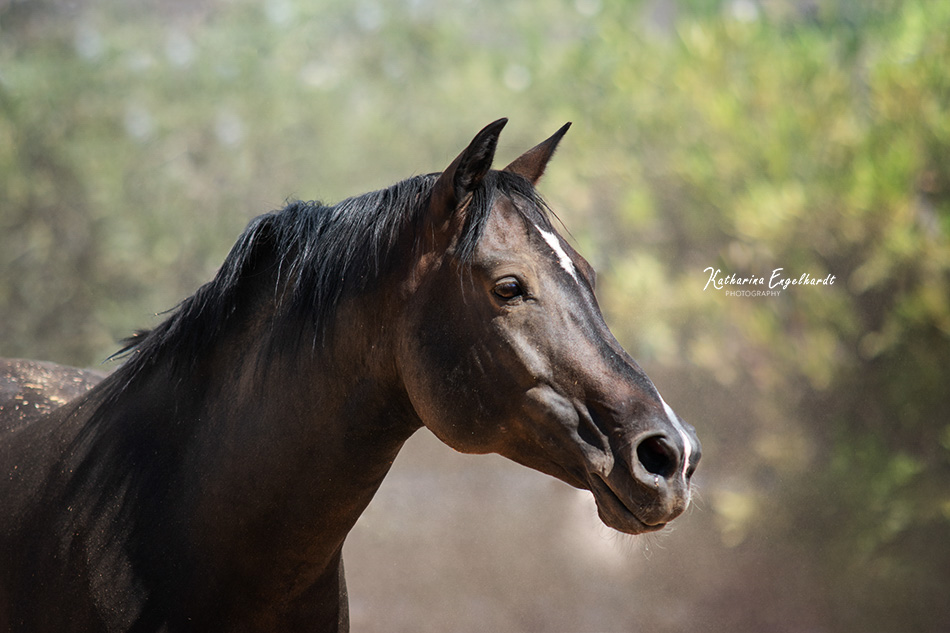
[0,120,699,632]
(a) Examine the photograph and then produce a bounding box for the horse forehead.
[481,200,582,278]
[482,197,532,240]
[533,225,579,282]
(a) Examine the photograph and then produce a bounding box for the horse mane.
[104,168,554,395]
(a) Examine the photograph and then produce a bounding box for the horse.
[0,119,700,632]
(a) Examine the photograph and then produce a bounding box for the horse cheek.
[396,321,497,454]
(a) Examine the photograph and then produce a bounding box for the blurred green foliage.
[1,0,948,630]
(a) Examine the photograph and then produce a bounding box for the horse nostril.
[636,435,678,479]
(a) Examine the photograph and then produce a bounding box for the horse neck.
[199,290,419,541]
[90,286,422,604]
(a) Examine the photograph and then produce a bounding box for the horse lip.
[588,473,667,535]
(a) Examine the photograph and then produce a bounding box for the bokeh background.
[2,0,948,631]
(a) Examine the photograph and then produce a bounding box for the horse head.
[396,120,700,534]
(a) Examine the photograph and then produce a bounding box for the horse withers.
[0,119,700,632]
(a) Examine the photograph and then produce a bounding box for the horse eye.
[493,278,523,300]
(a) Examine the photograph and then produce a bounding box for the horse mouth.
[588,474,667,535]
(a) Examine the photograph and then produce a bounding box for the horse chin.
[505,446,669,535]
[587,475,668,535]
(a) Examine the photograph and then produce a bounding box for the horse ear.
[503,122,571,185]
[430,118,507,222]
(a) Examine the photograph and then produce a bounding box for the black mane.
[109,169,553,386]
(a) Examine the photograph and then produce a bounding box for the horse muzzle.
[588,427,700,535]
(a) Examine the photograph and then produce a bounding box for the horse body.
[0,120,700,632]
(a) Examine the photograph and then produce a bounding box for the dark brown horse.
[0,120,700,632]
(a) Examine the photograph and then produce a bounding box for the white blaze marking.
[659,393,693,483]
[536,226,579,282]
